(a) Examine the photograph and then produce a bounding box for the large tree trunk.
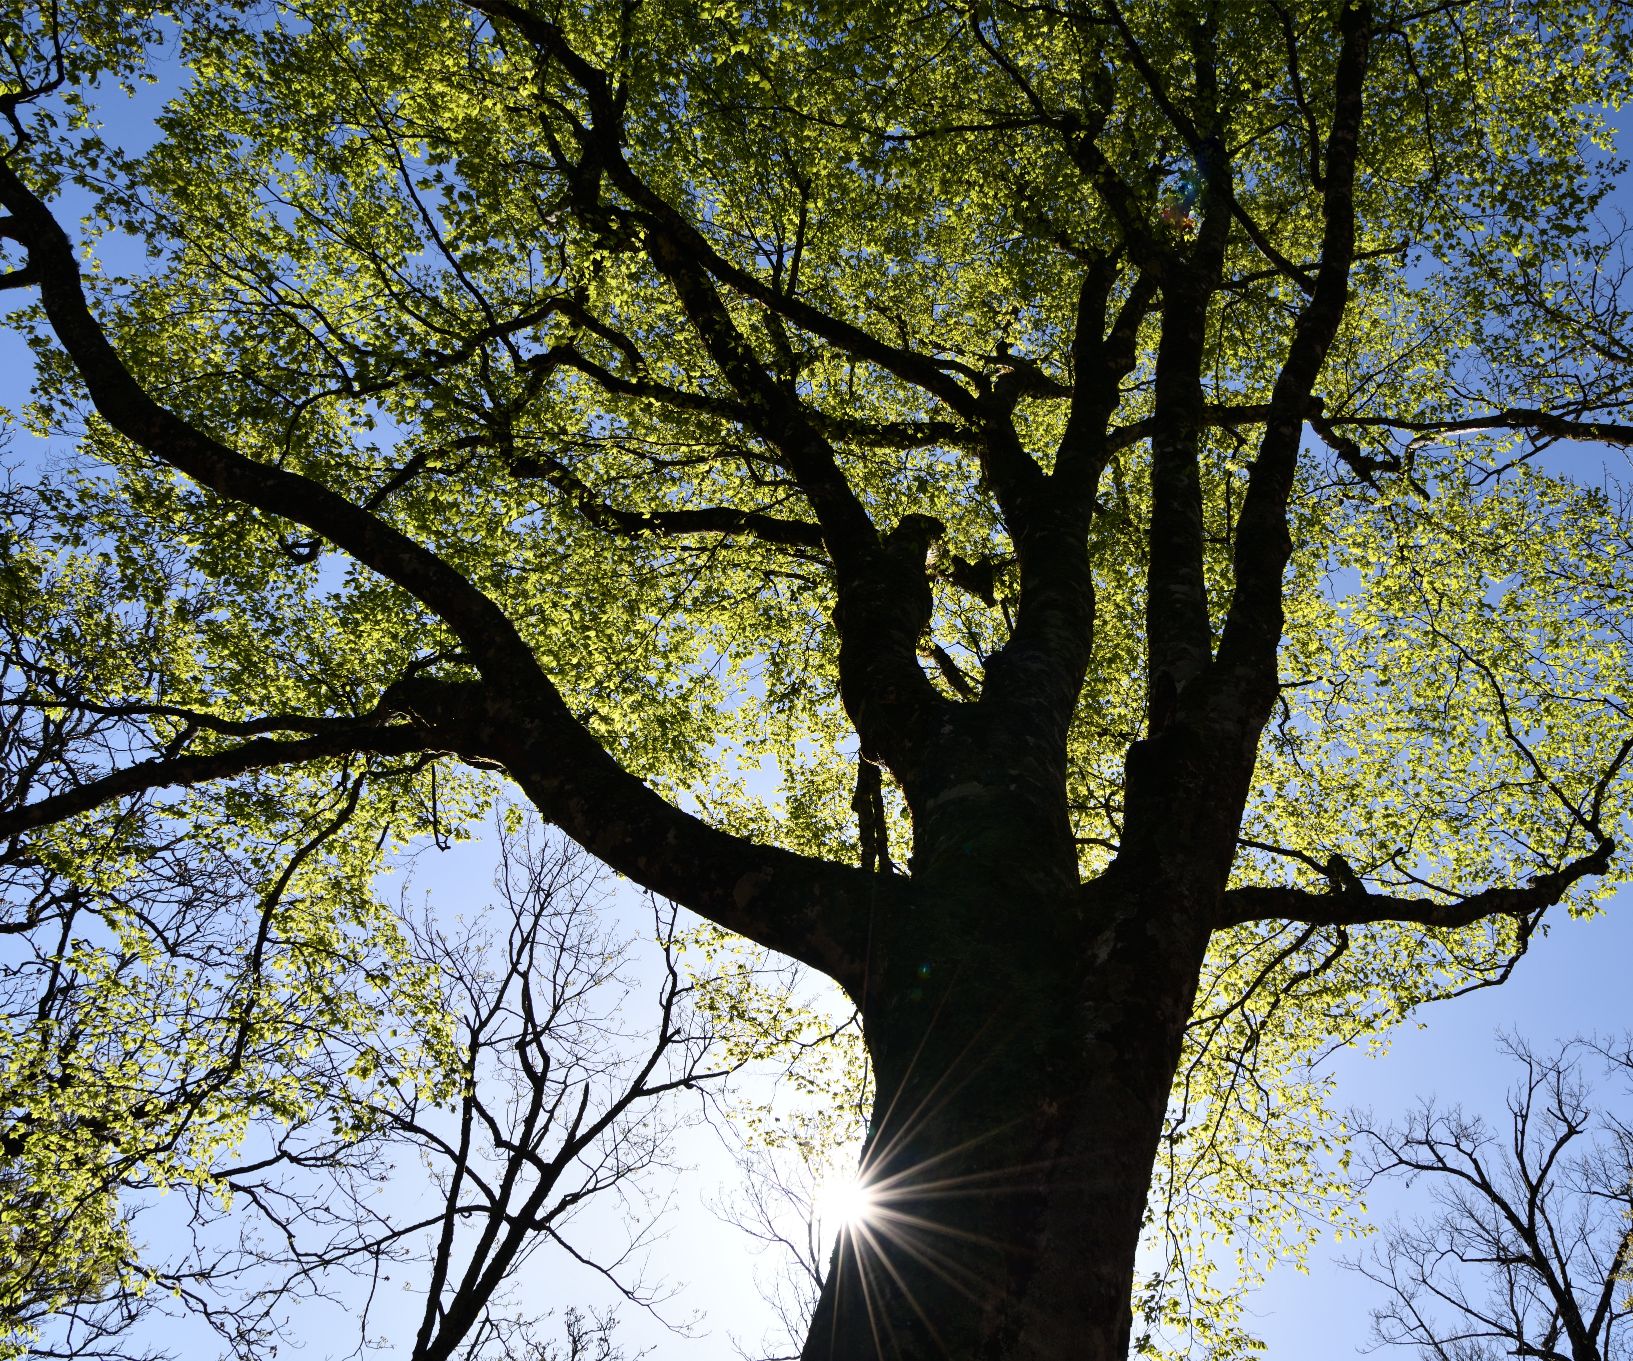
[802,848,1213,1361]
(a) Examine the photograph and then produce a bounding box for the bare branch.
[1218,837,1613,930]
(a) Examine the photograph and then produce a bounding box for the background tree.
[6,812,716,1361]
[1353,1036,1633,1361]
[709,1059,872,1361]
[3,1,1633,1358]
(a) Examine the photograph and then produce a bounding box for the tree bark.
[804,833,1212,1361]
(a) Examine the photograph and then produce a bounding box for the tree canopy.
[2,1,1633,1358]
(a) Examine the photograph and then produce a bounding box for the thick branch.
[1103,0,1313,294]
[1056,263,1157,496]
[640,224,882,567]
[508,445,825,551]
[1142,285,1221,707]
[475,5,953,767]
[537,337,973,456]
[1139,16,1238,715]
[0,155,540,674]
[1351,406,1633,451]
[1217,837,1613,930]
[976,103,1164,760]
[1208,2,1372,710]
[0,154,885,985]
[971,391,1049,533]
[464,0,982,425]
[639,223,952,762]
[0,724,434,839]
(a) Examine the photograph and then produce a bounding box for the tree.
[1353,1036,1633,1361]
[6,812,712,1361]
[2,0,1633,1356]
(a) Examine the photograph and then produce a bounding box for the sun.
[815,1172,878,1231]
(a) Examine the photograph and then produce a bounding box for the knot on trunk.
[375,674,484,730]
[884,512,946,562]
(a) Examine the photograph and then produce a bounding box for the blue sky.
[1248,899,1633,1353]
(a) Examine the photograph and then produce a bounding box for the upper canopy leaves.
[2,1,1624,879]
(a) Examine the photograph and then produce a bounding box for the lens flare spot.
[816,1173,877,1230]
